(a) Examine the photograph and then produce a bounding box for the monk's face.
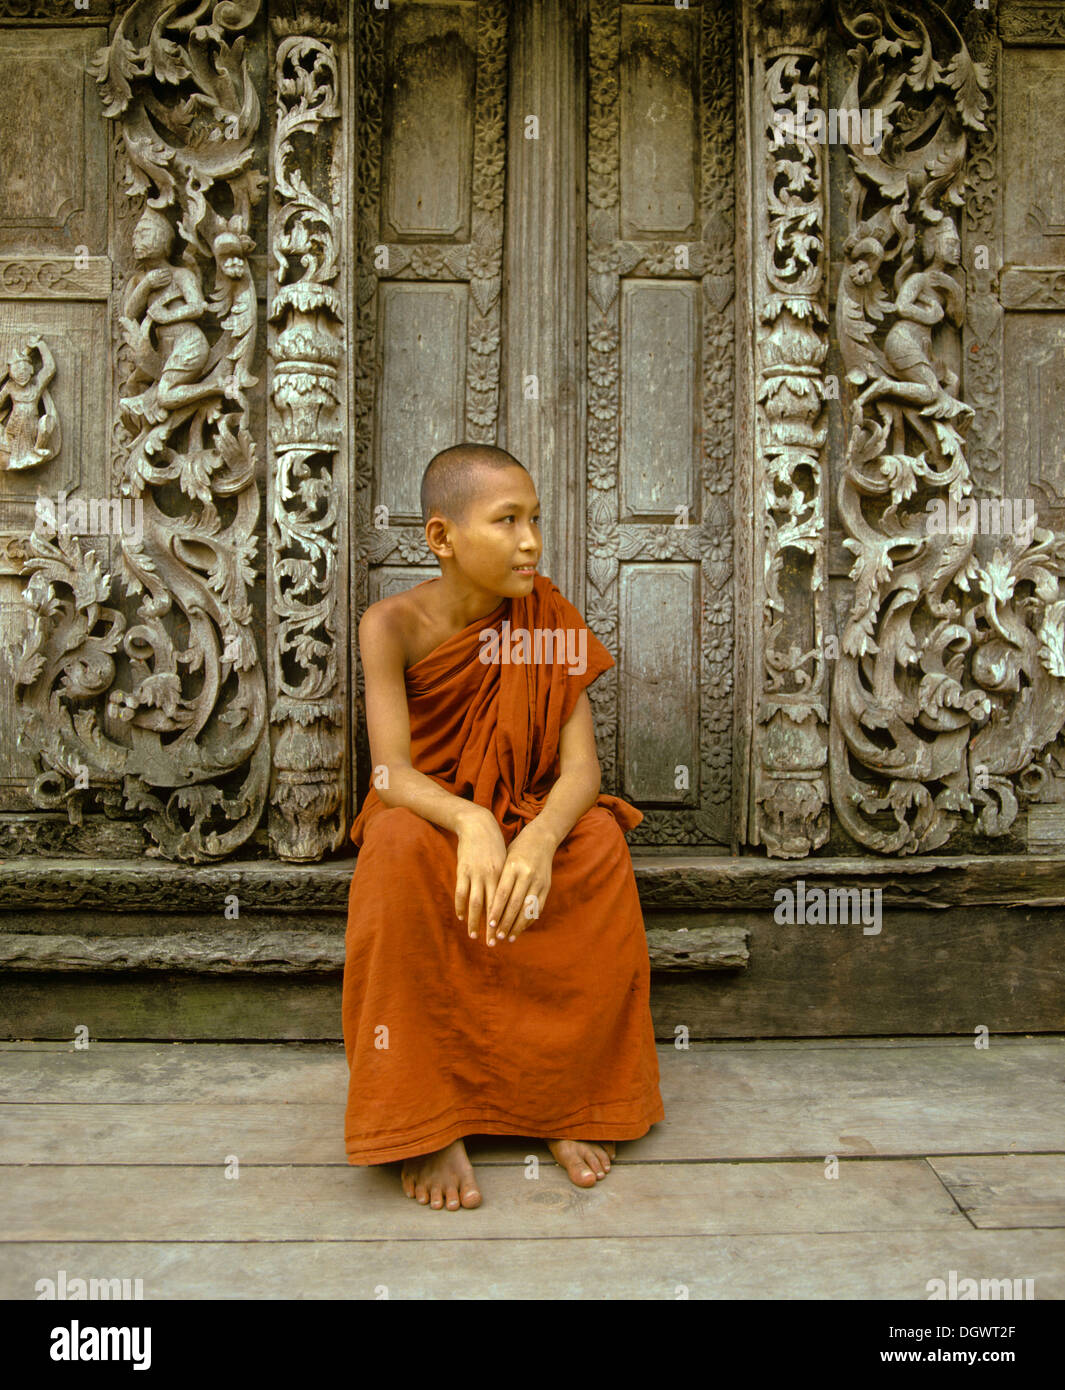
[450,465,542,593]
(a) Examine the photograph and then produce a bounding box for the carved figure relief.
[829,0,1065,854]
[0,337,60,472]
[15,0,269,861]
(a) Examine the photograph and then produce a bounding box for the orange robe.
[342,572,664,1164]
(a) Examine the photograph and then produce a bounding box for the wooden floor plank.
[3,1230,1061,1300]
[1,1098,1062,1165]
[1,1040,1062,1161]
[928,1156,1065,1229]
[0,1160,962,1242]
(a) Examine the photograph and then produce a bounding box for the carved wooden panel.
[0,26,107,253]
[0,20,112,821]
[266,8,348,863]
[10,0,272,861]
[585,0,736,847]
[381,1,476,241]
[746,0,830,857]
[821,0,1065,856]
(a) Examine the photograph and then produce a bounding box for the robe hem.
[345,1097,665,1167]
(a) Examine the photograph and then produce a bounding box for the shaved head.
[421,443,530,527]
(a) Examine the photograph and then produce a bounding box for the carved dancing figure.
[0,337,60,472]
[855,218,972,453]
[120,208,215,422]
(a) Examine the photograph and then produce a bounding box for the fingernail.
[489,919,496,927]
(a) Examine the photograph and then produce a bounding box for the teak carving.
[15,0,269,861]
[267,18,346,862]
[0,337,60,473]
[750,0,831,857]
[828,0,1065,854]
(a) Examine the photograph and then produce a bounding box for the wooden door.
[354,0,739,851]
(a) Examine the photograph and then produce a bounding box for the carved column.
[266,7,347,861]
[747,0,831,857]
[15,0,269,861]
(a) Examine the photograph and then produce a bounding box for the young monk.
[342,442,664,1210]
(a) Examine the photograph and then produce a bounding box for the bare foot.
[547,1138,616,1187]
[400,1137,482,1210]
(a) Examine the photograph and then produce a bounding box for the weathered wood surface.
[3,1230,1063,1301]
[929,1157,1065,1230]
[2,1159,962,1242]
[1,1038,1062,1164]
[10,853,1065,912]
[2,1037,1063,1299]
[3,902,1062,1039]
[0,924,749,973]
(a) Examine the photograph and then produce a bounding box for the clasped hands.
[454,804,554,947]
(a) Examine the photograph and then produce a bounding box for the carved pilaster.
[828,0,1065,854]
[266,12,347,862]
[748,0,831,857]
[14,0,269,861]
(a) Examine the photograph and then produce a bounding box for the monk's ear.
[424,515,453,559]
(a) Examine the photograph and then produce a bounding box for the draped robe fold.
[342,572,664,1165]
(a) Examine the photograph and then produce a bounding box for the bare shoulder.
[358,581,440,672]
[357,592,408,669]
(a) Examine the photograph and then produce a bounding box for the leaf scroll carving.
[15,0,269,861]
[266,23,345,862]
[829,0,1065,854]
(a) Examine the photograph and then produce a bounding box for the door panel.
[354,0,737,847]
[580,0,736,846]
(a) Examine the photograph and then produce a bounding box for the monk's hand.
[485,821,555,947]
[454,804,507,944]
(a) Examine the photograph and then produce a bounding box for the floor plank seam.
[922,1156,982,1230]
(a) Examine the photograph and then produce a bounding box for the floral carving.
[267,27,345,861]
[829,0,1065,854]
[751,0,830,857]
[15,0,268,861]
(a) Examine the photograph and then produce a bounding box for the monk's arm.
[358,604,481,837]
[527,688,602,851]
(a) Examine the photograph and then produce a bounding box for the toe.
[569,1156,596,1186]
[460,1179,482,1208]
[414,1183,430,1204]
[445,1183,461,1211]
[430,1184,445,1209]
[581,1143,605,1178]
